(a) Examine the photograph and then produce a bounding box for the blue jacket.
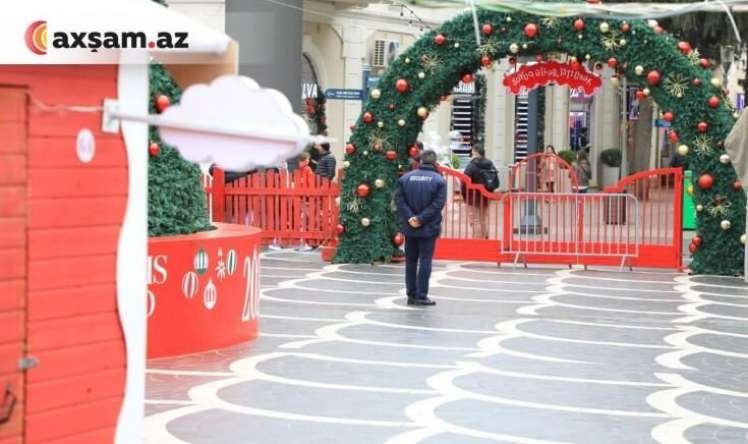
[395,164,447,238]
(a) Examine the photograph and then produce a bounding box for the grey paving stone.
[552,293,683,312]
[678,391,748,424]
[683,423,748,444]
[518,319,673,346]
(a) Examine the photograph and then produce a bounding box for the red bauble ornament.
[481,55,493,67]
[155,95,170,112]
[149,142,160,157]
[363,112,374,124]
[395,78,409,94]
[708,96,720,108]
[635,90,645,100]
[621,22,631,33]
[692,78,702,87]
[655,25,664,34]
[392,232,405,247]
[688,242,697,254]
[677,41,692,55]
[647,70,661,86]
[336,224,345,235]
[461,73,474,84]
[482,23,493,36]
[345,143,356,155]
[385,150,397,161]
[669,130,679,143]
[734,180,743,190]
[524,23,539,38]
[573,18,585,31]
[700,58,711,69]
[388,103,396,111]
[409,145,419,158]
[356,184,371,198]
[697,121,709,133]
[692,235,703,247]
[434,34,446,46]
[698,174,714,190]
[663,111,674,122]
[607,57,618,69]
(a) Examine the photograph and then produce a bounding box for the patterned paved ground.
[145,251,748,444]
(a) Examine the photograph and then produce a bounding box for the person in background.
[573,151,591,193]
[463,146,497,238]
[298,151,315,186]
[541,145,558,193]
[669,151,689,170]
[395,150,446,306]
[315,142,336,180]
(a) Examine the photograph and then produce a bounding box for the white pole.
[467,0,482,47]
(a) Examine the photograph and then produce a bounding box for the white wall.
[167,0,226,32]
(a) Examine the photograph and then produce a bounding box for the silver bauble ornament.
[377,121,384,128]
[361,217,371,227]
[642,88,651,97]
[398,119,406,127]
[696,204,704,212]
[721,220,731,230]
[678,145,689,156]
[741,234,746,245]
[509,43,519,54]
[375,178,385,188]
[370,88,381,100]
[417,106,429,118]
[635,65,644,76]
[720,154,731,164]
[418,72,426,80]
[710,77,722,88]
[599,22,610,33]
[405,57,411,64]
[343,161,350,168]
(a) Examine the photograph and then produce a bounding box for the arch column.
[590,69,620,186]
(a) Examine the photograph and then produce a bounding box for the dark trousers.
[405,236,437,299]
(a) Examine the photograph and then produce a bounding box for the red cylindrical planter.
[147,223,262,358]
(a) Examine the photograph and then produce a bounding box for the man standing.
[395,150,447,306]
[463,146,498,238]
[315,143,336,180]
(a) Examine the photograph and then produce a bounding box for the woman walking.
[540,145,557,193]
[573,151,591,193]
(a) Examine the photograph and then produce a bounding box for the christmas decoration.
[393,232,405,246]
[697,121,709,133]
[741,234,746,245]
[418,72,426,79]
[692,78,702,87]
[434,34,446,46]
[421,55,441,73]
[385,150,397,161]
[482,23,493,35]
[693,135,712,157]
[663,111,674,122]
[663,73,688,98]
[343,160,350,168]
[721,220,732,230]
[720,154,731,164]
[573,18,585,31]
[698,174,714,190]
[541,17,559,28]
[148,63,210,237]
[524,23,539,38]
[700,58,711,68]
[149,142,160,157]
[634,65,644,76]
[356,184,371,198]
[647,70,661,86]
[601,30,624,50]
[345,143,356,155]
[336,224,346,235]
[375,178,385,188]
[417,106,429,119]
[370,88,381,100]
[677,144,689,156]
[621,22,631,33]
[677,41,692,55]
[709,196,731,217]
[708,96,720,108]
[686,49,702,66]
[155,94,170,112]
[509,43,519,54]
[454,43,460,49]
[710,77,722,88]
[377,121,384,129]
[734,181,743,191]
[360,217,371,227]
[642,88,651,97]
[693,235,703,247]
[696,204,704,212]
[607,57,618,68]
[405,58,411,64]
[398,119,406,127]
[363,112,374,124]
[599,22,610,33]
[395,78,409,93]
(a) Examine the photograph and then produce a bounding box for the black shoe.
[407,297,436,306]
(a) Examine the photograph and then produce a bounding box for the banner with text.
[503,61,602,96]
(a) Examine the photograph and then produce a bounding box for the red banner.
[503,61,602,95]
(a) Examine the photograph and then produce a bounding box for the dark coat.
[395,164,447,238]
[316,152,337,179]
[462,157,495,206]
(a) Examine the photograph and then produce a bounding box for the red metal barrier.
[604,167,683,269]
[207,169,340,248]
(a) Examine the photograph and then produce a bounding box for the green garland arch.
[334,9,746,275]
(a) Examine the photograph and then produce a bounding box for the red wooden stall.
[0,67,127,444]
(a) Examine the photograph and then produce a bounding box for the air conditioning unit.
[372,39,400,68]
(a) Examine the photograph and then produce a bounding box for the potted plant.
[600,148,622,187]
[557,149,576,167]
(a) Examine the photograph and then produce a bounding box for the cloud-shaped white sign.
[159,75,310,172]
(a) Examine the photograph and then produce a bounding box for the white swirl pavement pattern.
[145,252,748,444]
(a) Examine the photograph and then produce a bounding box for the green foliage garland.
[148,63,212,237]
[334,9,745,275]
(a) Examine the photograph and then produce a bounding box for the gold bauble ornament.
[687,184,694,196]
[370,88,381,100]
[377,121,384,128]
[619,39,627,46]
[509,43,519,54]
[635,65,644,76]
[405,57,411,64]
[418,72,426,80]
[696,204,704,212]
[647,19,658,28]
[710,77,722,88]
[678,145,689,156]
[599,22,610,33]
[522,43,528,49]
[585,54,591,61]
[417,106,429,118]
[741,234,746,245]
[721,220,731,230]
[361,217,371,227]
[375,179,385,188]
[454,42,460,48]
[398,119,406,127]
[343,161,350,168]
[720,154,731,164]
[733,111,741,119]
[642,88,651,97]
